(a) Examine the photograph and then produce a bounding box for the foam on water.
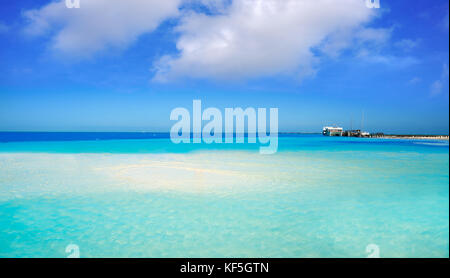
[0,135,448,257]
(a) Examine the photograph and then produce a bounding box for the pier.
[322,127,449,140]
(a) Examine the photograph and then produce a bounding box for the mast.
[350,114,353,131]
[361,110,364,131]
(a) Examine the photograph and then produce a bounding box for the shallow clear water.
[0,134,448,257]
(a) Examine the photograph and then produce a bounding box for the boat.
[322,126,343,136]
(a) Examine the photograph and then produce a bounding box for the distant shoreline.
[281,132,450,141]
[371,135,449,140]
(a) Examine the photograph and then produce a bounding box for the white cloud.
[355,27,392,45]
[318,26,391,58]
[430,63,449,96]
[394,39,420,52]
[407,77,421,85]
[430,80,443,96]
[23,0,181,58]
[23,0,405,81]
[356,49,420,69]
[153,0,379,82]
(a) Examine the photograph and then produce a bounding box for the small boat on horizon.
[322,126,343,136]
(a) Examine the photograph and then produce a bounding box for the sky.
[0,0,449,134]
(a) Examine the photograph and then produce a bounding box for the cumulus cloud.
[23,0,401,81]
[153,0,379,82]
[23,0,181,57]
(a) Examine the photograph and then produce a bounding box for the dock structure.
[343,129,360,137]
[322,127,448,140]
[342,130,370,137]
[371,134,449,140]
[323,127,371,137]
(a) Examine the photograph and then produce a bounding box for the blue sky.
[0,0,448,134]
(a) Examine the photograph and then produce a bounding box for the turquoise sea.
[0,133,448,258]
